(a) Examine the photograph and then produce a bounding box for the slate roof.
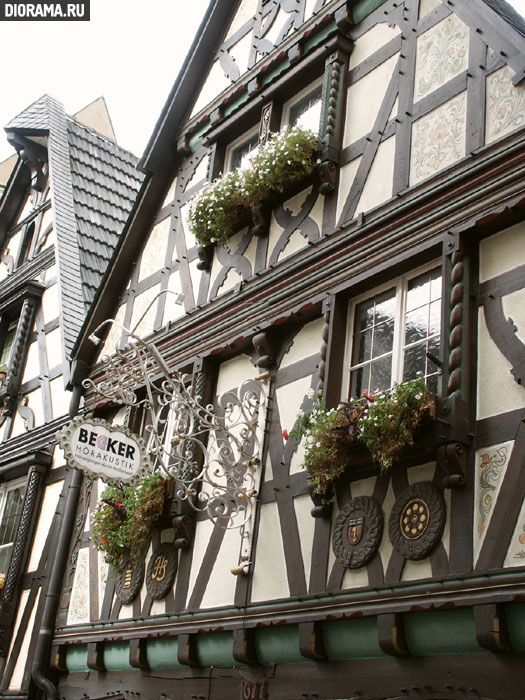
[3,95,144,360]
[66,118,144,308]
[482,0,525,37]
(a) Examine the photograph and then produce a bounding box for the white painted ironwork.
[84,316,268,528]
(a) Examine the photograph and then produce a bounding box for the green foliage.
[188,127,319,246]
[288,379,434,497]
[91,473,166,571]
[357,378,434,472]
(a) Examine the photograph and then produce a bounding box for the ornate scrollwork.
[83,320,268,528]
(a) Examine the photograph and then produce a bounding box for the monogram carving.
[115,557,145,605]
[146,542,178,600]
[389,482,446,560]
[332,496,383,568]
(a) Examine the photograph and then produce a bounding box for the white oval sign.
[57,416,152,485]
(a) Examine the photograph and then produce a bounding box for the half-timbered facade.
[52,0,525,698]
[0,96,143,697]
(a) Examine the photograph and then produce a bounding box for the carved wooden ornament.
[389,482,446,560]
[332,496,383,568]
[146,542,178,599]
[115,557,145,604]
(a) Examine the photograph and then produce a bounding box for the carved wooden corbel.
[252,331,275,369]
[7,133,47,192]
[196,243,214,271]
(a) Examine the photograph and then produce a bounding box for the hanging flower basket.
[188,127,319,246]
[91,473,167,571]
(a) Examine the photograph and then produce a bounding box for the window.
[0,479,25,573]
[345,265,442,398]
[226,128,260,171]
[283,81,323,132]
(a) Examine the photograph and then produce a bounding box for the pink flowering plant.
[188,127,319,246]
[288,378,433,497]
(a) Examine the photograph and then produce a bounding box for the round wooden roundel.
[389,482,446,560]
[115,557,145,604]
[332,496,383,568]
[146,542,178,600]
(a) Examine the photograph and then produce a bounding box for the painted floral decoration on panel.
[188,127,319,246]
[91,473,166,571]
[287,378,434,497]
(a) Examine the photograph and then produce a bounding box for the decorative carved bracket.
[7,134,47,192]
[252,331,276,369]
[318,160,338,195]
[196,243,214,271]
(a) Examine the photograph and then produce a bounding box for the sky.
[0,0,210,162]
[1,0,525,164]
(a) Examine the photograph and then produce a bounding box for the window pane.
[405,306,428,345]
[429,299,441,337]
[0,545,12,574]
[403,342,426,381]
[430,267,441,300]
[406,271,431,311]
[289,85,322,132]
[369,356,392,393]
[0,486,24,547]
[354,298,375,332]
[426,335,441,373]
[231,133,259,171]
[375,291,395,321]
[350,364,369,398]
[352,328,372,365]
[426,372,439,394]
[372,319,394,358]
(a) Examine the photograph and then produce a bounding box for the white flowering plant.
[188,127,319,246]
[287,378,434,498]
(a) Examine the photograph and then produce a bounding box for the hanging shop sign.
[57,416,152,485]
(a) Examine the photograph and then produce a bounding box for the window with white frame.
[0,479,25,574]
[226,128,260,172]
[345,264,442,398]
[283,80,323,132]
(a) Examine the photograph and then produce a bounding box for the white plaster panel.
[0,259,9,283]
[228,32,253,81]
[261,7,287,48]
[473,441,514,564]
[28,480,64,571]
[251,501,289,602]
[407,462,436,484]
[67,547,90,625]
[213,263,243,297]
[22,341,39,383]
[486,65,525,144]
[419,0,441,17]
[341,563,369,589]
[350,476,376,498]
[503,289,525,346]
[51,444,66,470]
[355,135,395,215]
[216,353,257,396]
[183,153,209,193]
[401,556,433,581]
[7,589,29,670]
[9,589,40,691]
[11,388,44,437]
[101,304,126,357]
[150,598,166,616]
[118,603,134,620]
[6,230,22,267]
[336,156,361,222]
[50,376,70,419]
[479,222,525,282]
[200,525,239,608]
[98,551,109,617]
[242,234,258,273]
[44,263,57,283]
[186,517,214,606]
[281,317,324,369]
[267,213,285,263]
[45,327,63,369]
[349,22,401,69]
[138,217,170,281]
[378,481,395,571]
[414,15,469,102]
[504,495,525,567]
[304,0,319,21]
[278,230,308,262]
[42,282,59,325]
[162,177,177,208]
[17,195,34,224]
[189,258,203,307]
[276,376,313,474]
[130,284,161,337]
[343,54,398,146]
[180,201,198,251]
[225,0,255,40]
[410,91,467,185]
[389,96,399,122]
[294,494,317,587]
[477,309,525,420]
[191,59,231,118]
[163,273,185,326]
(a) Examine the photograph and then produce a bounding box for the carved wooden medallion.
[115,557,145,604]
[332,496,383,568]
[146,542,178,599]
[389,482,446,560]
